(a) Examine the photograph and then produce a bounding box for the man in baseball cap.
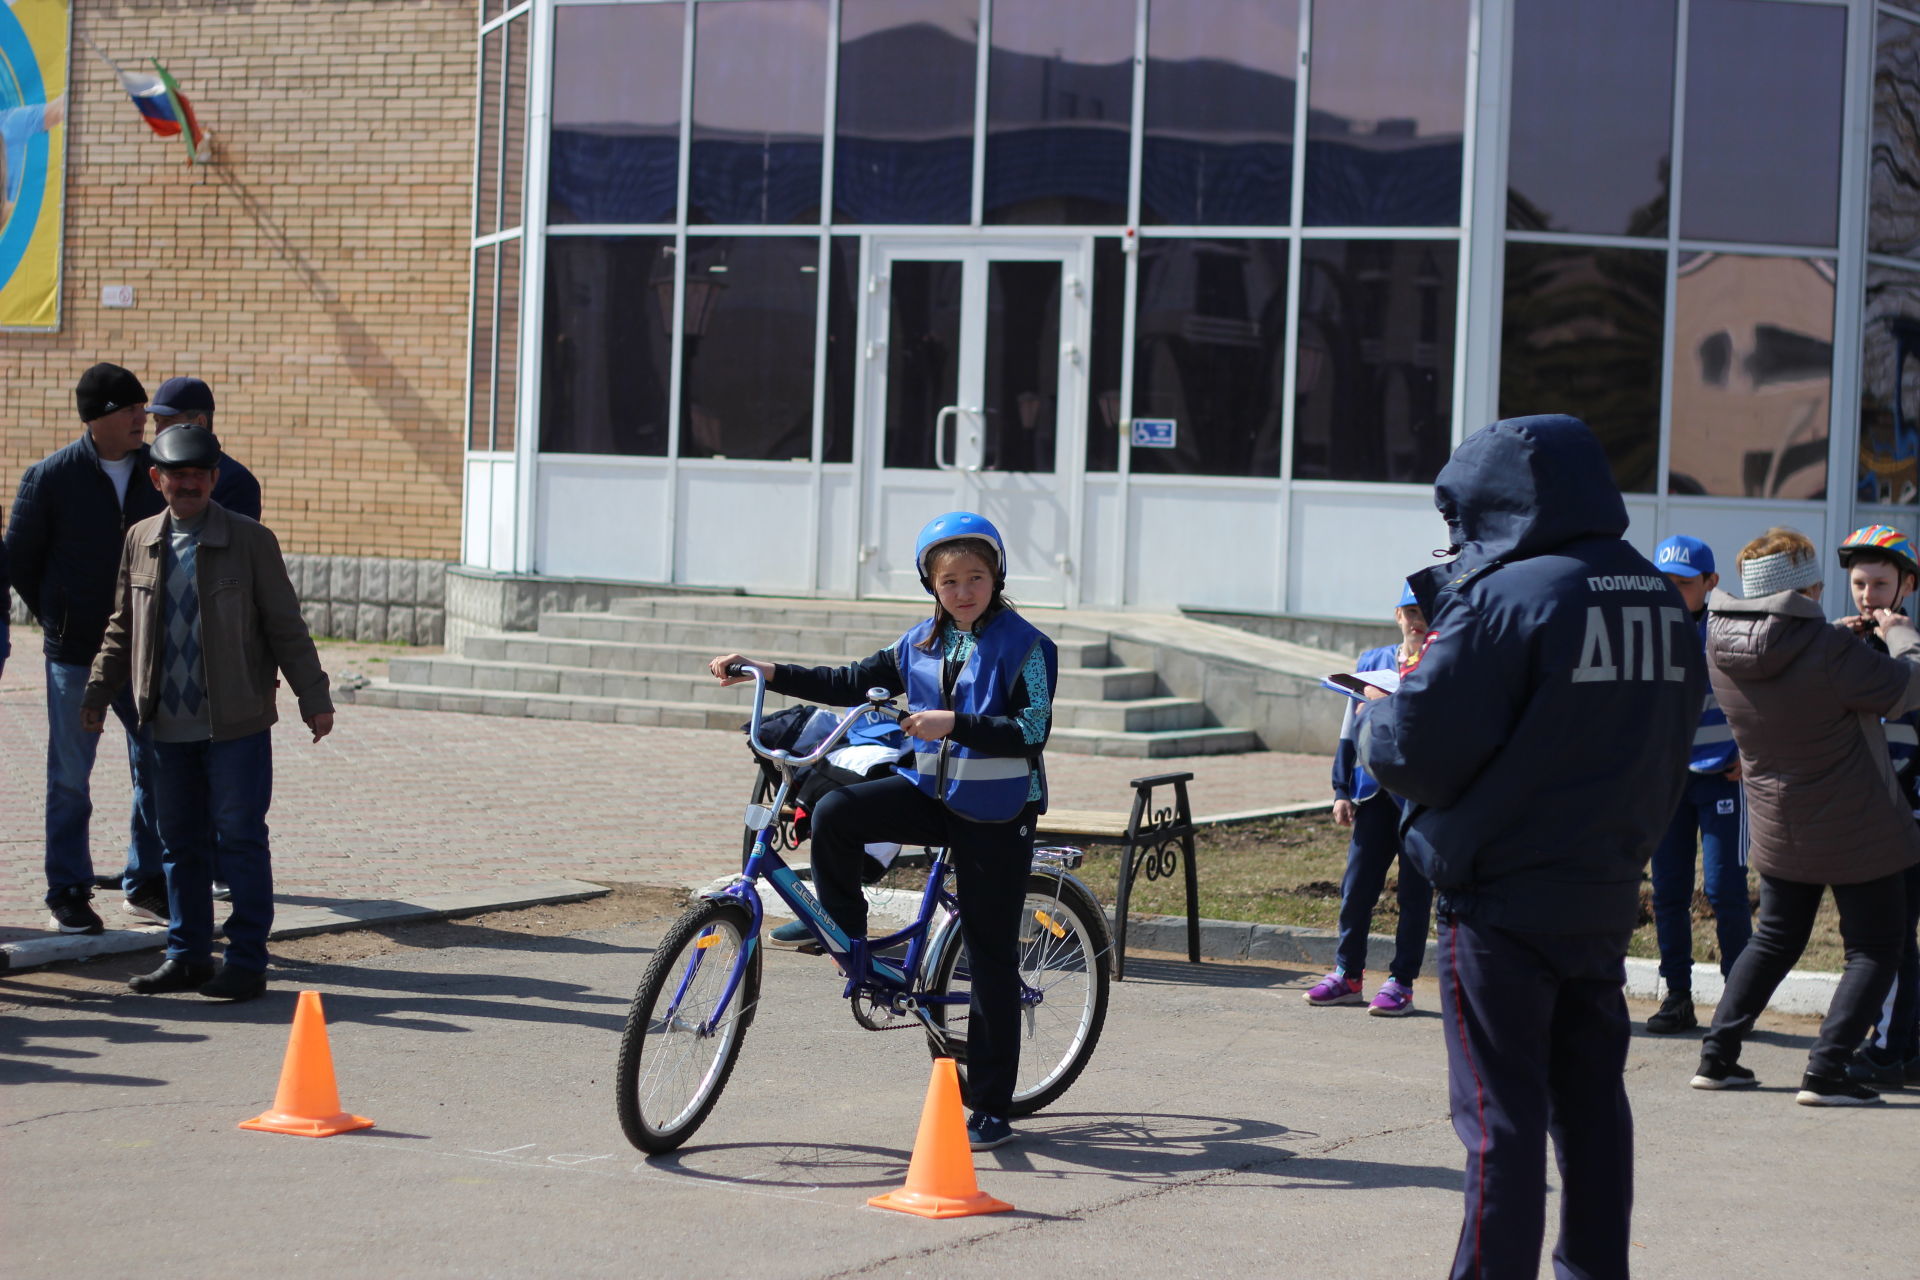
[1645,534,1749,1035]
[146,377,261,521]
[4,363,168,934]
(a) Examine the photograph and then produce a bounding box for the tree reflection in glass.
[1860,264,1920,505]
[1501,243,1664,494]
[1873,14,1920,260]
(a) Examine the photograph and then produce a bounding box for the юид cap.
[148,376,216,417]
[1653,535,1714,579]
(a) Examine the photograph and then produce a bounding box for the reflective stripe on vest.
[894,610,1050,822]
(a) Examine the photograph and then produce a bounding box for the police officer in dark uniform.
[1360,415,1704,1280]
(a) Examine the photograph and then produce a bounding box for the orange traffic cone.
[239,990,375,1138]
[868,1057,1013,1219]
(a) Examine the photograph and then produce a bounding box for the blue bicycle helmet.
[914,510,1007,593]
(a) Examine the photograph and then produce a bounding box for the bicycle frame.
[680,668,971,1043]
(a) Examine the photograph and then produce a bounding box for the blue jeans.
[1649,774,1750,988]
[1335,794,1433,984]
[151,730,274,972]
[44,658,162,903]
[1439,913,1633,1280]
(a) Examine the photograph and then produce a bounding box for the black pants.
[1439,913,1633,1280]
[808,774,1036,1118]
[1703,869,1909,1080]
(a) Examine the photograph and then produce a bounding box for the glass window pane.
[469,245,497,451]
[822,237,859,463]
[1130,237,1289,477]
[1873,15,1920,260]
[1142,0,1298,227]
[1500,242,1665,494]
[1681,0,1845,248]
[540,236,675,455]
[1858,263,1920,505]
[680,236,821,461]
[549,4,684,226]
[1304,0,1468,227]
[690,0,828,225]
[1293,239,1456,483]
[1087,237,1125,472]
[884,260,964,469]
[984,0,1132,225]
[983,261,1061,471]
[1669,251,1833,499]
[1507,0,1674,237]
[497,237,521,453]
[502,13,529,231]
[477,28,500,237]
[834,0,976,225]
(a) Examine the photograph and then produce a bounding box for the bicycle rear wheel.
[924,871,1111,1117]
[615,900,760,1154]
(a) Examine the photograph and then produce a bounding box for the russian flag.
[118,61,206,162]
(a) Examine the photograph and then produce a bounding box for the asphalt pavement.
[3,905,1914,1279]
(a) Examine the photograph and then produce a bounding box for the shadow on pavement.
[1113,957,1313,988]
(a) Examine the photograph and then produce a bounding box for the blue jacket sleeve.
[4,464,48,620]
[1358,598,1526,810]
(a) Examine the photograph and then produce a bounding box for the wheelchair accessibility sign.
[1131,418,1176,449]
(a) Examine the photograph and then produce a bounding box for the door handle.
[934,405,981,472]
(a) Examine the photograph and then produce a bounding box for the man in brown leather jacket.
[83,426,333,1002]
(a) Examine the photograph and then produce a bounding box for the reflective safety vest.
[894,609,1054,822]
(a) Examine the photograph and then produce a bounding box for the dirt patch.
[12,882,688,999]
[1059,814,1849,974]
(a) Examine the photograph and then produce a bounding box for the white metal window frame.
[478,0,1488,602]
[1482,0,1876,592]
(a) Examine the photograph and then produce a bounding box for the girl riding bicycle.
[709,510,1058,1151]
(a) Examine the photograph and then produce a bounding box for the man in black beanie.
[3,362,168,934]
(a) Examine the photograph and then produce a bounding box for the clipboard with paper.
[1320,668,1402,701]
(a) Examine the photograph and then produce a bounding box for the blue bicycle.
[615,666,1111,1154]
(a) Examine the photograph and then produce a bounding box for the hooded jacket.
[1705,588,1920,885]
[1359,415,1705,934]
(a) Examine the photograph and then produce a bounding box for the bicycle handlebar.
[735,665,902,775]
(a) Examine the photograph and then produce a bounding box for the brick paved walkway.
[0,642,1331,942]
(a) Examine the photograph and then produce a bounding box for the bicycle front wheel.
[615,900,760,1154]
[925,871,1111,1117]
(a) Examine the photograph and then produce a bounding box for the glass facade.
[470,0,1892,607]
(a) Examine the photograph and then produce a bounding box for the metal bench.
[1037,771,1199,982]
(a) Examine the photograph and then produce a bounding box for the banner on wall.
[0,0,69,331]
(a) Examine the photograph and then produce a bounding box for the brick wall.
[0,0,475,561]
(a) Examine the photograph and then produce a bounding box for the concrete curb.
[1114,912,1844,1017]
[0,879,611,973]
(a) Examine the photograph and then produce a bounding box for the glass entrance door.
[860,239,1087,605]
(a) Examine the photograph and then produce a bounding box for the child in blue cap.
[1310,583,1434,1014]
[1645,534,1750,1033]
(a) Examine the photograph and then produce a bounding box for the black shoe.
[46,888,104,935]
[966,1112,1015,1151]
[1690,1057,1759,1090]
[197,965,267,1002]
[121,883,170,925]
[1796,1073,1883,1106]
[1646,990,1698,1034]
[1846,1047,1910,1089]
[128,958,217,994]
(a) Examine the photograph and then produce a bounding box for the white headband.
[1740,549,1821,598]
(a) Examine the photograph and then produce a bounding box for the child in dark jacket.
[1307,584,1433,1015]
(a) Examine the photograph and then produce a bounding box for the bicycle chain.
[849,991,922,1031]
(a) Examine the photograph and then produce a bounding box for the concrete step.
[532,611,1115,669]
[462,633,1158,699]
[387,657,1196,731]
[1047,725,1262,757]
[608,595,1116,644]
[340,678,1208,755]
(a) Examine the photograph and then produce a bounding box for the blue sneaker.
[768,920,822,953]
[966,1112,1015,1151]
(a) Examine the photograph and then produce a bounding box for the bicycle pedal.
[795,940,826,955]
